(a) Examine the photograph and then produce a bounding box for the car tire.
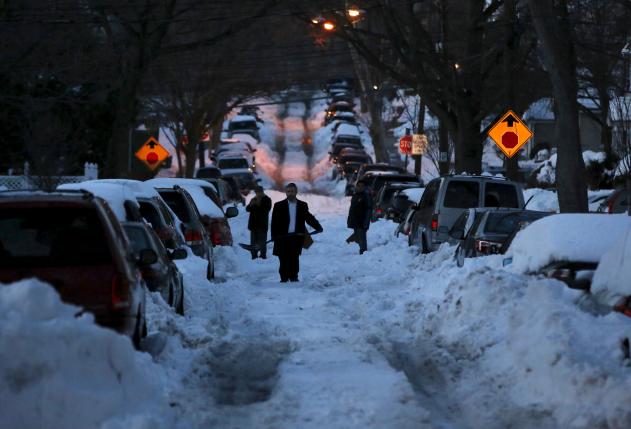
[168,283,174,306]
[176,286,185,316]
[421,235,430,254]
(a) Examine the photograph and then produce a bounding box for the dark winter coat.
[246,195,272,231]
[271,199,322,256]
[347,189,372,230]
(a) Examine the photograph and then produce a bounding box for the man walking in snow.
[347,179,372,254]
[271,183,323,282]
[246,185,272,259]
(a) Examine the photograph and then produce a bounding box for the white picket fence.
[0,163,98,191]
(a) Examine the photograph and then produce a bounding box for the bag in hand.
[303,233,314,249]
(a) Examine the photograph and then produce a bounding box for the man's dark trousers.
[277,235,302,281]
[250,230,267,258]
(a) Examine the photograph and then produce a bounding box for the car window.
[229,120,257,130]
[123,225,153,253]
[484,211,549,234]
[138,201,164,229]
[218,158,249,169]
[158,191,191,222]
[156,199,175,226]
[444,180,479,208]
[484,182,519,208]
[0,207,112,267]
[196,168,221,179]
[419,179,440,209]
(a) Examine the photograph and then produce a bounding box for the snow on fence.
[0,162,98,191]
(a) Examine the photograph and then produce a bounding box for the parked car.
[503,214,631,290]
[59,180,186,251]
[146,178,238,247]
[449,208,551,267]
[329,141,364,162]
[408,175,525,253]
[362,171,421,200]
[195,166,223,180]
[217,176,246,204]
[150,185,216,279]
[389,187,425,224]
[596,187,629,214]
[122,222,186,315]
[324,102,354,124]
[227,115,260,140]
[372,182,422,221]
[347,163,406,196]
[331,111,357,124]
[0,191,148,348]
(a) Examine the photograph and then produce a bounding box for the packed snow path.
[148,191,631,429]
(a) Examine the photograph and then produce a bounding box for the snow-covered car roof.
[229,133,258,146]
[145,178,218,194]
[334,123,360,137]
[506,214,631,273]
[173,184,224,218]
[230,115,257,123]
[217,151,250,160]
[400,187,425,203]
[83,179,161,199]
[56,182,133,221]
[334,111,355,118]
[216,141,254,154]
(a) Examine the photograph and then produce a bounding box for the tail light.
[614,297,631,318]
[209,220,223,245]
[431,214,438,232]
[607,193,619,214]
[111,274,130,309]
[475,239,503,255]
[184,228,203,245]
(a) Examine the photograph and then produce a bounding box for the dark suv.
[0,191,149,348]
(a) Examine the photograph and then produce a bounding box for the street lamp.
[322,20,336,31]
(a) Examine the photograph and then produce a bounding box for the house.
[522,98,602,158]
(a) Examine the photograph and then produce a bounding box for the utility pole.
[414,100,426,177]
[503,0,519,181]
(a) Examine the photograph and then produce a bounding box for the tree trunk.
[366,90,389,163]
[598,85,613,163]
[528,0,587,212]
[439,118,450,175]
[453,107,483,174]
[503,0,519,181]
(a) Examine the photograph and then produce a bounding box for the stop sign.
[399,135,413,155]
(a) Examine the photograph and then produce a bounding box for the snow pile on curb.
[0,279,172,429]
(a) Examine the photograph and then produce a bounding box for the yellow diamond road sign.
[487,110,533,158]
[135,137,169,171]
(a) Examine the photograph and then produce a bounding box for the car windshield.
[484,211,549,234]
[196,168,222,179]
[218,158,249,169]
[335,137,361,144]
[0,207,112,267]
[229,120,257,130]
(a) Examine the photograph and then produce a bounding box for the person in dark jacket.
[271,183,323,282]
[245,186,272,259]
[347,179,372,254]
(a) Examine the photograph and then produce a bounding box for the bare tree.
[527,0,587,212]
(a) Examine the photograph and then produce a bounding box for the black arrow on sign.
[502,114,519,127]
[147,139,157,149]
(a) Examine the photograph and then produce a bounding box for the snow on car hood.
[506,213,631,273]
[591,226,631,306]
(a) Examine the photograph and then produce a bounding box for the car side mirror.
[137,248,158,266]
[225,206,238,218]
[449,228,464,240]
[169,248,187,260]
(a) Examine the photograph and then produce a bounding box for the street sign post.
[135,137,170,171]
[487,110,533,158]
[399,135,412,155]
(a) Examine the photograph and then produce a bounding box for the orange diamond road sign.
[487,110,533,158]
[135,137,169,171]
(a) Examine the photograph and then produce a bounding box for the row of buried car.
[322,82,376,182]
[0,178,239,349]
[374,173,631,321]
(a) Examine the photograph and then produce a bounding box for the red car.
[0,191,150,348]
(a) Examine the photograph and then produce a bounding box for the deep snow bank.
[0,279,172,429]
